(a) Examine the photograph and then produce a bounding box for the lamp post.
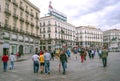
[61,29,64,50]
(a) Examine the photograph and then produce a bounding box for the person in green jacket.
[101,46,108,67]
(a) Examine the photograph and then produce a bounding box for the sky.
[29,0,120,30]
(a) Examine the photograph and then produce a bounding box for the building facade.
[103,29,120,51]
[40,16,75,51]
[0,0,40,56]
[39,2,75,51]
[76,26,103,48]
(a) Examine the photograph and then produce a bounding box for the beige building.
[103,29,120,51]
[0,0,40,56]
[40,16,76,50]
[76,26,103,48]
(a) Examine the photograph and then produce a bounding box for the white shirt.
[32,54,39,61]
[9,55,16,61]
[44,52,51,61]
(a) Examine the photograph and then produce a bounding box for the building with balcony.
[103,29,120,52]
[0,0,40,56]
[40,16,75,51]
[76,26,103,48]
[39,2,75,51]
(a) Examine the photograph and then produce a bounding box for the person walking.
[98,48,102,59]
[9,53,16,70]
[44,50,51,74]
[101,46,108,67]
[66,49,71,59]
[39,52,44,74]
[60,51,68,75]
[32,52,39,73]
[80,48,85,63]
[2,53,9,72]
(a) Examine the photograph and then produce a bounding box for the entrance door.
[3,48,9,55]
[19,45,23,55]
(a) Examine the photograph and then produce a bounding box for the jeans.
[3,62,8,72]
[102,58,107,67]
[10,61,14,69]
[33,61,39,73]
[61,62,67,74]
[44,60,50,73]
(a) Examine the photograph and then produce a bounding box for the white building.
[0,0,40,56]
[40,16,75,50]
[40,2,75,50]
[103,29,120,51]
[76,26,103,48]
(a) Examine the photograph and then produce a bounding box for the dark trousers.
[45,60,50,73]
[3,62,8,72]
[33,61,39,73]
[61,62,67,74]
[102,58,107,67]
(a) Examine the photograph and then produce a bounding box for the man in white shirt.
[44,50,51,74]
[9,53,16,70]
[32,53,39,73]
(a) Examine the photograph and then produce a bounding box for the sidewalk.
[0,54,33,71]
[15,54,32,62]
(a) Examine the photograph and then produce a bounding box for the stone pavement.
[0,52,120,81]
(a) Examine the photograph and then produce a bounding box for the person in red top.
[2,54,9,72]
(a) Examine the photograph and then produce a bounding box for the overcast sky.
[29,0,120,30]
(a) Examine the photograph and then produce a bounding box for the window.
[43,22,45,26]
[40,28,41,33]
[5,16,9,25]
[0,5,1,12]
[13,19,16,27]
[20,11,23,17]
[48,21,51,25]
[13,7,17,14]
[36,12,38,17]
[5,2,9,9]
[40,23,41,27]
[20,1,22,6]
[31,27,33,33]
[26,24,28,32]
[20,22,23,30]
[26,13,28,20]
[36,29,38,35]
[48,34,50,38]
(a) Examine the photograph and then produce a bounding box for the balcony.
[31,22,34,26]
[13,27,18,32]
[4,9,11,15]
[20,17,24,22]
[30,13,34,17]
[19,5,24,11]
[25,31,30,35]
[36,25,39,29]
[47,30,51,33]
[20,29,24,34]
[25,9,29,14]
[12,1,18,6]
[6,0,11,2]
[4,24,11,31]
[25,20,29,24]
[35,16,39,20]
[13,14,18,19]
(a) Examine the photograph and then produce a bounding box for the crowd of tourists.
[1,46,108,75]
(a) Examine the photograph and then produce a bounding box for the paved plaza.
[0,52,120,81]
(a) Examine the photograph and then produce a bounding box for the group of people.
[32,49,68,75]
[1,53,16,72]
[73,46,108,67]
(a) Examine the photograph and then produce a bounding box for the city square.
[0,0,120,81]
[0,52,120,81]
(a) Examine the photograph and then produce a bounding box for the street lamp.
[61,29,64,50]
